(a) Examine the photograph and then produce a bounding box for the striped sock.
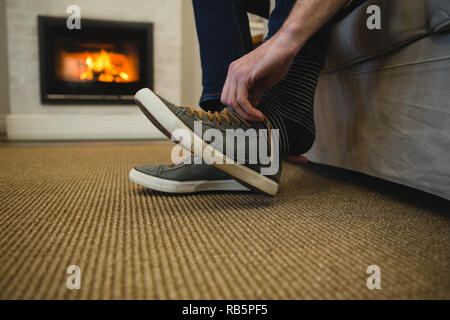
[258,44,325,156]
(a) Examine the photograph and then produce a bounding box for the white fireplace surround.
[2,0,201,140]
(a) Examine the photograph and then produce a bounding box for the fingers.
[249,85,266,107]
[237,84,264,121]
[249,96,260,107]
[221,61,264,122]
[227,79,249,120]
[248,90,260,107]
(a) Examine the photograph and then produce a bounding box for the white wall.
[0,0,10,134]
[181,0,202,108]
[4,0,202,140]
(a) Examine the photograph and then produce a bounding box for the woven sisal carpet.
[0,141,449,299]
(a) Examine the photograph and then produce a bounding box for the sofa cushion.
[324,0,450,72]
[428,0,450,32]
[308,33,450,199]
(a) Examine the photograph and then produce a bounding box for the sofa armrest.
[324,0,450,72]
[428,0,450,32]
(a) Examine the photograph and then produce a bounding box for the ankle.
[199,98,224,112]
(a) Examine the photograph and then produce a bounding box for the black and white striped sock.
[258,44,325,156]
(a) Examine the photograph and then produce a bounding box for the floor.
[0,141,449,299]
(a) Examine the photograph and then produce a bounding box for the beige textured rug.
[0,141,449,299]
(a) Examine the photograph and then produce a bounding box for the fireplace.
[38,16,153,104]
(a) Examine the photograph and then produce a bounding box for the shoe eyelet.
[226,122,232,127]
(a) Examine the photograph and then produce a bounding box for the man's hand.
[221,32,299,121]
[220,0,349,122]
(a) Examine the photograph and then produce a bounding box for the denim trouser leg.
[266,0,296,39]
[192,0,366,109]
[192,0,270,110]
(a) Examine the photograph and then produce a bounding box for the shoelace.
[184,106,251,127]
[168,107,274,167]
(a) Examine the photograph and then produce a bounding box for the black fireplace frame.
[38,16,153,105]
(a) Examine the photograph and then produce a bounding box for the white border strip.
[6,114,166,141]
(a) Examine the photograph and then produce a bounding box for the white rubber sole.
[134,88,279,195]
[129,168,249,193]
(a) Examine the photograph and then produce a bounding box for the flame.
[57,44,140,83]
[79,50,131,83]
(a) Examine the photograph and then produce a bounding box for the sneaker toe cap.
[134,164,161,176]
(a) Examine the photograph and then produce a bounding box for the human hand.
[220,30,301,121]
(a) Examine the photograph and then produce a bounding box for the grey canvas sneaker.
[134,88,281,195]
[129,160,249,193]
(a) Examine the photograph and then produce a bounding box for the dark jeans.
[192,0,366,109]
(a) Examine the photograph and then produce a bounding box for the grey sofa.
[305,0,450,199]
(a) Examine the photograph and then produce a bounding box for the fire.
[56,44,140,83]
[80,50,131,83]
